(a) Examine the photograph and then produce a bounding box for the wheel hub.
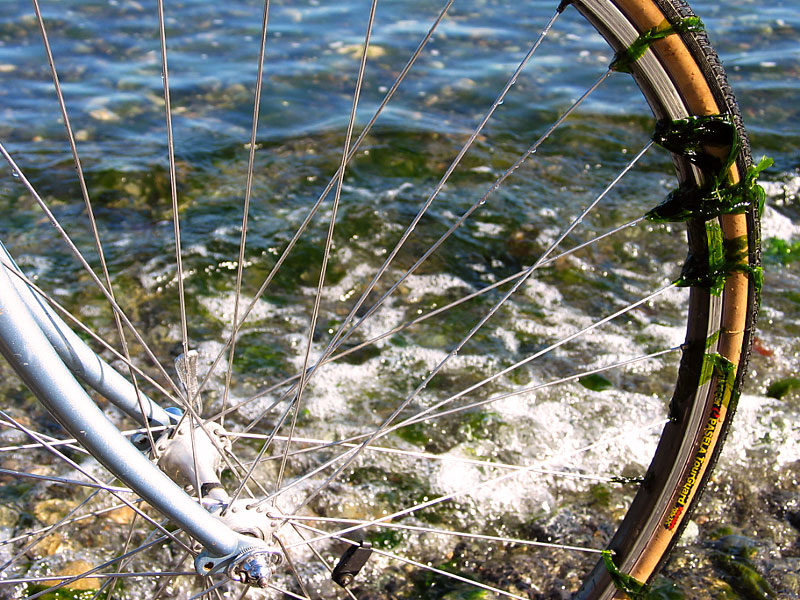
[227,547,283,587]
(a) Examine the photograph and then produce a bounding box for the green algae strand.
[611,17,705,74]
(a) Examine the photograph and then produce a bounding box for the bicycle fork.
[0,241,281,587]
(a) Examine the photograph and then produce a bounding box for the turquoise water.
[0,0,798,598]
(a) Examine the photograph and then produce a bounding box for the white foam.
[473,220,504,236]
[523,275,564,309]
[761,173,800,206]
[401,271,473,303]
[721,394,800,468]
[300,360,381,421]
[432,445,556,518]
[761,204,800,241]
[198,291,289,325]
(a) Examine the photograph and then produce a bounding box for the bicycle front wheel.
[0,0,761,598]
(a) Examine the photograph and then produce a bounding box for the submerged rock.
[54,560,101,591]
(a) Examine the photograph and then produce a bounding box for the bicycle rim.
[0,0,760,598]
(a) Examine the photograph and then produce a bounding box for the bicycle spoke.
[0,423,169,455]
[274,535,314,600]
[266,583,311,600]
[210,215,646,425]
[221,0,272,426]
[150,0,222,500]
[390,285,675,432]
[242,344,677,504]
[236,437,627,484]
[368,545,528,600]
[282,9,568,405]
[0,411,193,558]
[1,487,107,569]
[0,498,141,548]
[308,137,651,384]
[92,517,185,600]
[0,468,131,492]
[0,572,195,585]
[0,419,89,455]
[295,522,530,600]
[0,264,182,408]
[396,347,680,430]
[100,504,142,600]
[285,522,360,600]
[0,143,184,400]
[150,550,195,600]
[24,534,174,600]
[287,418,667,549]
[188,414,204,502]
[188,0,455,404]
[273,0,379,496]
[230,388,286,439]
[226,392,295,506]
[257,445,358,507]
[232,584,251,600]
[30,0,160,453]
[283,515,609,553]
[155,0,189,364]
[187,578,228,600]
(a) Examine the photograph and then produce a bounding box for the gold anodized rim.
[614,0,750,589]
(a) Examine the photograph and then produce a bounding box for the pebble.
[0,505,19,528]
[34,498,79,526]
[32,533,63,557]
[105,505,136,525]
[89,107,121,122]
[679,519,700,545]
[54,560,100,591]
[336,44,386,60]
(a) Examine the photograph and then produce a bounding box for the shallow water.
[0,0,798,598]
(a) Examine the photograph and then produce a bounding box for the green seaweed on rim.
[646,113,772,223]
[601,550,650,599]
[610,16,705,74]
[674,223,761,297]
[647,155,773,223]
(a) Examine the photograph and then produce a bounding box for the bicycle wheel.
[0,0,762,598]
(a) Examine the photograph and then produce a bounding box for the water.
[0,0,798,598]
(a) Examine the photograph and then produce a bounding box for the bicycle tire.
[0,0,760,598]
[570,0,759,597]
